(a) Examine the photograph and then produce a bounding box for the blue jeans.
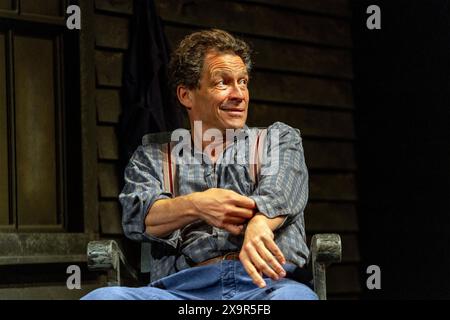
[81,260,318,300]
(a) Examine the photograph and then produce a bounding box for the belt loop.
[222,252,239,260]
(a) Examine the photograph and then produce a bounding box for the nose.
[229,82,245,101]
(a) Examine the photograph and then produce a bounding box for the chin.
[223,119,246,130]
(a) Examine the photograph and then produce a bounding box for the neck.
[190,121,239,163]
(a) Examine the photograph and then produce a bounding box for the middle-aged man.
[82,29,316,300]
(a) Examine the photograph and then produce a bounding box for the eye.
[215,80,226,88]
[239,78,248,86]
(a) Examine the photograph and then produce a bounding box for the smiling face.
[178,51,250,133]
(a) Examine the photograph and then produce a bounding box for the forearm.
[145,194,198,238]
[146,188,256,238]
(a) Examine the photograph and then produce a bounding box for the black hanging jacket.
[119,0,184,172]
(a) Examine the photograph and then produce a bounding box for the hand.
[239,214,287,288]
[188,188,256,235]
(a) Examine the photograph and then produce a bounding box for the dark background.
[352,0,450,299]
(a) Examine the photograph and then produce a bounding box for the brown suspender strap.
[250,128,267,185]
[162,143,170,194]
[161,142,177,196]
[167,142,174,195]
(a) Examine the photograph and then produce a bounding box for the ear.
[177,85,194,110]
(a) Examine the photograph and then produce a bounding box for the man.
[82,29,316,300]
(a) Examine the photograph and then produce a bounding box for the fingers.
[240,250,266,288]
[240,238,287,288]
[231,194,256,209]
[246,243,281,281]
[264,237,286,266]
[255,241,286,278]
[223,224,244,235]
[223,216,247,225]
[228,206,255,219]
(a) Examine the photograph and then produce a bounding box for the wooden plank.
[95,0,133,15]
[0,32,8,225]
[164,25,353,79]
[98,162,121,198]
[327,264,361,294]
[155,0,352,47]
[99,201,123,234]
[305,202,358,232]
[0,284,102,300]
[309,174,357,201]
[20,0,62,16]
[163,25,196,49]
[249,38,353,79]
[96,89,121,123]
[80,0,100,234]
[95,50,123,87]
[237,0,351,17]
[247,103,355,139]
[97,125,119,160]
[95,14,130,50]
[303,140,356,170]
[250,71,353,108]
[14,35,58,226]
[0,254,86,265]
[0,233,91,262]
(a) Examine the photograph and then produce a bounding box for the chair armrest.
[310,234,342,300]
[87,240,138,286]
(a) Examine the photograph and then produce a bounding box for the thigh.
[234,278,318,300]
[266,280,318,300]
[149,264,223,300]
[80,286,182,300]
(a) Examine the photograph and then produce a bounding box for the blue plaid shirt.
[120,121,310,282]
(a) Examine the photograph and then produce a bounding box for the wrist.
[184,193,201,219]
[247,213,268,228]
[252,213,269,222]
[251,213,284,231]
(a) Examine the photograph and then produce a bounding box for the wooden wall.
[93,0,360,299]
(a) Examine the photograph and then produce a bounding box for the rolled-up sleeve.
[119,144,180,248]
[249,122,309,229]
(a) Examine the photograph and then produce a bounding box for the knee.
[269,283,318,300]
[81,287,130,300]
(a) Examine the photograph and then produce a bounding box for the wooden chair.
[87,234,341,300]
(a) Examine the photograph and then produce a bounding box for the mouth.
[219,106,246,117]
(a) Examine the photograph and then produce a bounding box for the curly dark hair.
[168,29,252,104]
